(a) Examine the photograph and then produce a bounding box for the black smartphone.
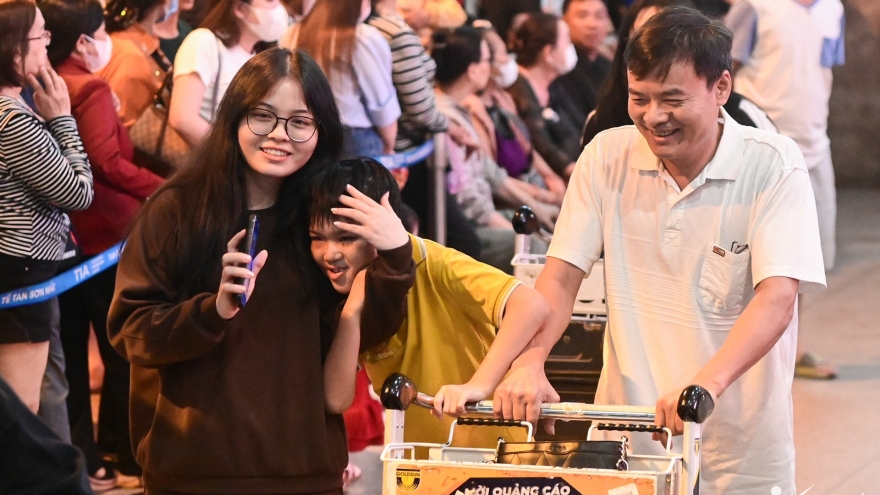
[237,214,259,308]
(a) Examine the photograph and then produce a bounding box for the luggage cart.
[380,374,713,495]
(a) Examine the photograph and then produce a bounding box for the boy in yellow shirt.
[310,157,550,447]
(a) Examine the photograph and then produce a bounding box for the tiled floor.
[343,188,880,494]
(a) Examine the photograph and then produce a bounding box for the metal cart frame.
[380,374,713,495]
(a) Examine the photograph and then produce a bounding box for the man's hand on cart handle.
[654,384,718,446]
[492,362,560,435]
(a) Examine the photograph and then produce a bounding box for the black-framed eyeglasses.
[27,30,52,45]
[246,108,319,143]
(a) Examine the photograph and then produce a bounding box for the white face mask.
[83,35,113,73]
[558,43,578,75]
[243,3,290,42]
[492,57,519,89]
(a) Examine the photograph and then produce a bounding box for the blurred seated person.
[154,0,196,62]
[550,0,612,129]
[433,27,557,273]
[463,27,564,205]
[98,0,176,127]
[507,12,583,179]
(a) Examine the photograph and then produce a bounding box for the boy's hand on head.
[431,383,493,420]
[332,185,409,251]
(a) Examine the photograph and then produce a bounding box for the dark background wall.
[829,0,880,187]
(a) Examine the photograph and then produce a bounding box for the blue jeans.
[342,126,384,160]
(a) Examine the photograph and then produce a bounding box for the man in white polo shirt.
[492,8,826,494]
[725,0,845,271]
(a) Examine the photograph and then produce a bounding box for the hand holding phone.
[216,218,267,320]
[237,214,259,308]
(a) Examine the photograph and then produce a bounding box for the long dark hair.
[39,0,104,67]
[582,0,694,146]
[295,0,361,80]
[0,0,37,88]
[136,47,344,297]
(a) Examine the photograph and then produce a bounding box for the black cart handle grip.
[596,423,666,433]
[457,417,530,429]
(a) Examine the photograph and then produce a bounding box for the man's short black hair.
[308,157,403,227]
[624,6,732,88]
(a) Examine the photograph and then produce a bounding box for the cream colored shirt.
[548,109,825,494]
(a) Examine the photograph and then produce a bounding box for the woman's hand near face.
[331,185,409,251]
[216,229,269,319]
[26,65,70,120]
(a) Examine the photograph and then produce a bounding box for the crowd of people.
[0,0,844,493]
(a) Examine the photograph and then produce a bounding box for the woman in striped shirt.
[0,0,93,413]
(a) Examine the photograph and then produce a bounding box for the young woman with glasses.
[107,47,414,494]
[0,0,93,417]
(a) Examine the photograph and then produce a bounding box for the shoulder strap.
[210,35,223,121]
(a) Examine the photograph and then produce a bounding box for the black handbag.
[495,436,629,471]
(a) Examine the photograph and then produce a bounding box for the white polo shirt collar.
[629,107,744,195]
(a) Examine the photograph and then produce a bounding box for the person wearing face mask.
[38,0,165,489]
[507,12,583,179]
[283,0,400,159]
[464,26,565,204]
[169,0,289,148]
[433,27,557,273]
[98,0,176,127]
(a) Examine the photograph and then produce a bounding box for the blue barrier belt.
[375,140,435,170]
[0,139,437,309]
[0,243,123,309]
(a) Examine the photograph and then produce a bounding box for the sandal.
[795,352,837,380]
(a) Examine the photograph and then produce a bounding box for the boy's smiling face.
[310,221,378,294]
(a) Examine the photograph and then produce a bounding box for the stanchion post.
[428,133,448,246]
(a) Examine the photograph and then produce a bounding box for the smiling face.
[627,60,730,174]
[237,77,318,182]
[310,220,377,294]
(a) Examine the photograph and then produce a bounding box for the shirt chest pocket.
[698,246,751,315]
